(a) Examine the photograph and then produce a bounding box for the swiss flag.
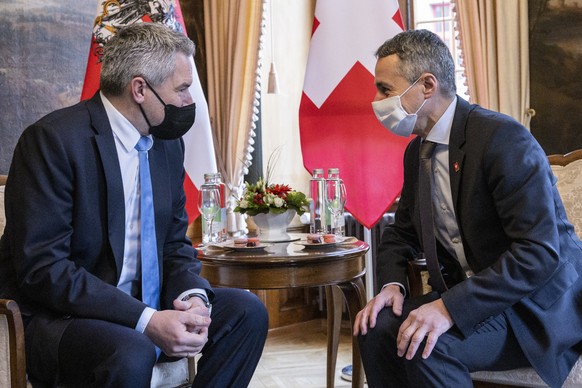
[299,0,407,229]
[81,0,216,222]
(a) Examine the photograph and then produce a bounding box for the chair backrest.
[0,176,26,388]
[0,299,27,388]
[0,175,6,235]
[549,149,582,237]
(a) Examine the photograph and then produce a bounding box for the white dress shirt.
[385,97,470,296]
[101,93,156,331]
[425,97,472,277]
[101,93,208,333]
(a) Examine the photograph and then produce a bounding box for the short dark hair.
[100,23,195,96]
[376,29,456,97]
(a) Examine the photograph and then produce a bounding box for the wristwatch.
[182,293,212,315]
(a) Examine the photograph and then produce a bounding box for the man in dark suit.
[0,23,267,387]
[354,29,582,388]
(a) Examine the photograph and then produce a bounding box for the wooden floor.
[245,319,512,388]
[248,319,357,388]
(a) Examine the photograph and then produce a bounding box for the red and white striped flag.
[81,0,216,222]
[299,0,407,229]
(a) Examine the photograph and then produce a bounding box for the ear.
[130,77,147,104]
[420,73,438,98]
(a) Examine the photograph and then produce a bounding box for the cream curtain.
[203,0,266,233]
[452,0,534,128]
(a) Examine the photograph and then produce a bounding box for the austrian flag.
[81,0,217,222]
[299,0,407,229]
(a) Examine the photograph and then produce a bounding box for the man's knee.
[360,308,401,338]
[213,289,269,336]
[56,319,156,386]
[235,290,269,334]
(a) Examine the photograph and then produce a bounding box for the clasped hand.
[353,285,454,360]
[145,298,211,358]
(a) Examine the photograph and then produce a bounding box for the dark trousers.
[26,288,268,388]
[358,293,531,388]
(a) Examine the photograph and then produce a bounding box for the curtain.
[203,0,266,233]
[452,0,534,128]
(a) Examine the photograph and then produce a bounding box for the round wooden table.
[198,234,369,388]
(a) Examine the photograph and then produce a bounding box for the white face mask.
[371,78,426,137]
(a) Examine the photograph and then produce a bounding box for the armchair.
[0,175,195,387]
[406,150,582,387]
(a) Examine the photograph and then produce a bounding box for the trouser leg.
[358,306,408,387]
[358,293,530,388]
[406,313,530,388]
[28,317,156,388]
[193,288,268,388]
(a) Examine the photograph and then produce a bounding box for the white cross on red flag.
[81,0,216,222]
[299,0,408,229]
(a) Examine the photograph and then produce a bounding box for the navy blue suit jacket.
[0,93,211,354]
[377,97,582,387]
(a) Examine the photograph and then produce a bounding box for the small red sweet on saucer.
[323,234,336,243]
[246,237,260,247]
[234,238,248,247]
[307,234,322,244]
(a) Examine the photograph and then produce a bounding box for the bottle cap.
[328,168,340,175]
[204,172,221,180]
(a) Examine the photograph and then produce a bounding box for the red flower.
[253,193,264,205]
[267,184,291,199]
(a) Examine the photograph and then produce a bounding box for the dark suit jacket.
[377,97,582,387]
[0,93,211,361]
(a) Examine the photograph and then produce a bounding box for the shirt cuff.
[381,282,407,298]
[177,288,208,302]
[136,306,156,333]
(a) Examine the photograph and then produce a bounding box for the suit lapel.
[449,98,470,211]
[88,94,126,276]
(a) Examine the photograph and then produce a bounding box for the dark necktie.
[419,140,448,293]
[135,137,160,310]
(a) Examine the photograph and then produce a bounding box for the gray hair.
[375,29,456,97]
[100,23,195,96]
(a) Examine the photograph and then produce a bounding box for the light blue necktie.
[135,137,160,310]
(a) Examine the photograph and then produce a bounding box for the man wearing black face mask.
[139,78,196,140]
[0,23,268,387]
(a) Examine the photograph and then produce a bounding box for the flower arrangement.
[234,178,309,216]
[234,147,310,217]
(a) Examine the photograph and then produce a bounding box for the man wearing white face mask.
[371,75,427,137]
[354,29,582,388]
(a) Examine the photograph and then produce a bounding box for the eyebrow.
[375,81,392,91]
[177,81,192,90]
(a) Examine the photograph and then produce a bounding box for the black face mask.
[140,79,196,140]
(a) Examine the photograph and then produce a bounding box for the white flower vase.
[252,209,296,242]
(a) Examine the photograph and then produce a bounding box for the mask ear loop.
[400,73,426,96]
[137,78,155,129]
[142,78,167,107]
[139,104,153,128]
[415,98,428,114]
[399,75,425,115]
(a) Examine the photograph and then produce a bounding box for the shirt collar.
[100,91,151,153]
[425,96,457,146]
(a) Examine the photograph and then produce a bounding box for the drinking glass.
[197,187,221,244]
[326,179,347,235]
